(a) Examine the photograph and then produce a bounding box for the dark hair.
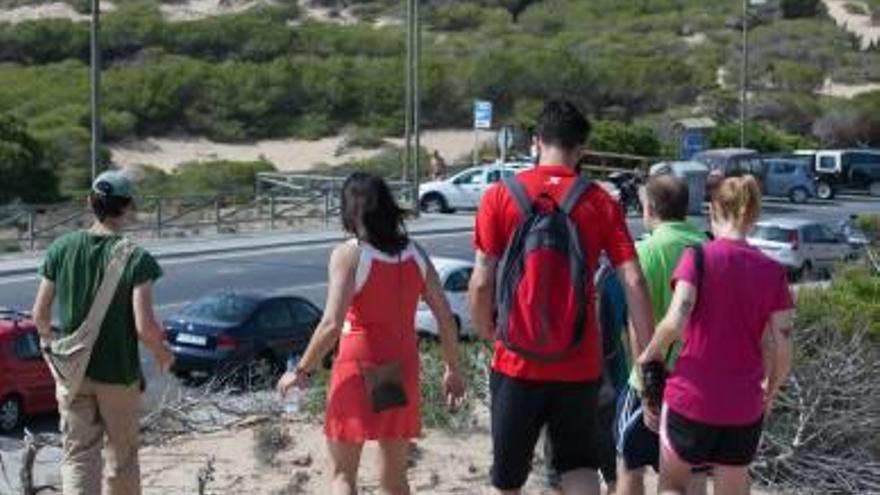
[537,100,591,151]
[88,192,132,222]
[645,175,689,221]
[341,173,409,255]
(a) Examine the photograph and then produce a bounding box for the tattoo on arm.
[676,297,693,319]
[779,326,793,339]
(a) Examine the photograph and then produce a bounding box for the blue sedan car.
[165,292,321,381]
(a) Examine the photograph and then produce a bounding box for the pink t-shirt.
[664,238,793,426]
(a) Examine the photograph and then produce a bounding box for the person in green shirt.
[31,170,174,495]
[615,174,708,495]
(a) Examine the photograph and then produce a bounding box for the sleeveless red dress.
[324,241,426,442]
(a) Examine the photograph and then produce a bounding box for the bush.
[858,213,880,242]
[340,126,386,150]
[430,3,486,31]
[589,121,662,157]
[162,159,277,195]
[796,265,880,337]
[710,122,813,153]
[0,114,59,204]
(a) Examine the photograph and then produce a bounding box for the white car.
[748,218,852,279]
[418,163,528,213]
[415,257,474,340]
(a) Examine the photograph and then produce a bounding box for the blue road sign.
[474,100,492,130]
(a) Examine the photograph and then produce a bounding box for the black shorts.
[614,385,660,472]
[661,406,763,467]
[544,396,617,489]
[490,371,601,490]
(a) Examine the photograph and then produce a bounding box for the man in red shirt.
[469,100,654,495]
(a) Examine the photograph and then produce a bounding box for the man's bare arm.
[468,251,498,341]
[32,278,55,342]
[133,281,174,371]
[616,260,655,358]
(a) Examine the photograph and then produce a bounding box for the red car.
[0,310,56,432]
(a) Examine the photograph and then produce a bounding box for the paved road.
[0,197,875,430]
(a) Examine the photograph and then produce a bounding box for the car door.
[11,330,55,412]
[285,298,321,355]
[458,169,488,208]
[253,299,297,360]
[764,162,783,196]
[443,267,474,336]
[800,225,821,266]
[445,169,484,209]
[817,224,850,265]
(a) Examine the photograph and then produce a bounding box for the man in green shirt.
[615,174,708,495]
[32,170,174,495]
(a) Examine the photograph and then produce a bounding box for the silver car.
[748,218,852,279]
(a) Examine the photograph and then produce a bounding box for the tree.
[0,114,59,204]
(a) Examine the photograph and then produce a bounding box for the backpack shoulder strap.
[502,176,533,218]
[559,176,592,215]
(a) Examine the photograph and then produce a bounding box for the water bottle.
[283,353,304,415]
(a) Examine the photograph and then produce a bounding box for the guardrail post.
[215,197,221,234]
[27,211,35,251]
[156,199,163,239]
[269,194,276,230]
[323,190,330,225]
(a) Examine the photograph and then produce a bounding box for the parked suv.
[418,163,527,213]
[0,309,56,432]
[796,149,880,199]
[748,218,852,279]
[165,292,322,381]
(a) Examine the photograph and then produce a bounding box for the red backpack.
[495,175,592,362]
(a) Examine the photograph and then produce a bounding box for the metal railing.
[0,175,414,251]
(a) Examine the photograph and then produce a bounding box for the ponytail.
[711,176,761,232]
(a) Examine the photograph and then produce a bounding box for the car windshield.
[752,225,794,243]
[178,294,258,324]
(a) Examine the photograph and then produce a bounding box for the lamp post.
[90,0,101,183]
[404,0,421,215]
[740,0,749,149]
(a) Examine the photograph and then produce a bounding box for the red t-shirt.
[474,165,637,382]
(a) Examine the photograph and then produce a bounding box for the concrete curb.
[0,223,474,279]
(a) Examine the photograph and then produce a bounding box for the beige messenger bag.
[45,238,136,405]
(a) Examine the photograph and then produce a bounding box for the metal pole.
[90,0,101,183]
[412,0,421,217]
[403,0,414,184]
[740,0,748,149]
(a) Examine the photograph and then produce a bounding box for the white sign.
[474,100,492,130]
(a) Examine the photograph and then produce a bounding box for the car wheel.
[789,187,809,204]
[0,396,22,432]
[816,181,835,200]
[420,193,448,214]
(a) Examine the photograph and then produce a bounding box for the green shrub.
[430,3,486,31]
[796,265,880,337]
[0,114,60,204]
[857,213,880,241]
[160,159,277,195]
[103,110,138,142]
[710,122,813,153]
[341,126,386,150]
[589,121,662,157]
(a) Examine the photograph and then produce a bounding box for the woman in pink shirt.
[639,176,795,495]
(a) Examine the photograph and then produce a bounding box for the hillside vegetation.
[2,0,880,200]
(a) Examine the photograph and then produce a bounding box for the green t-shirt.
[628,221,707,391]
[39,231,163,385]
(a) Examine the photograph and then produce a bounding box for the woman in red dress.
[277,173,466,495]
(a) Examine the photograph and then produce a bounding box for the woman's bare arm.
[639,281,697,364]
[421,258,461,374]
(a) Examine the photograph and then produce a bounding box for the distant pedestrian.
[615,174,708,495]
[468,100,655,495]
[431,150,447,180]
[31,170,174,495]
[277,172,465,495]
[639,176,794,495]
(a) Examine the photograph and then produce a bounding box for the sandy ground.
[0,0,275,23]
[823,0,880,50]
[109,129,493,172]
[139,418,777,495]
[818,77,880,98]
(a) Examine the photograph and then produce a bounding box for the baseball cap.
[92,170,133,199]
